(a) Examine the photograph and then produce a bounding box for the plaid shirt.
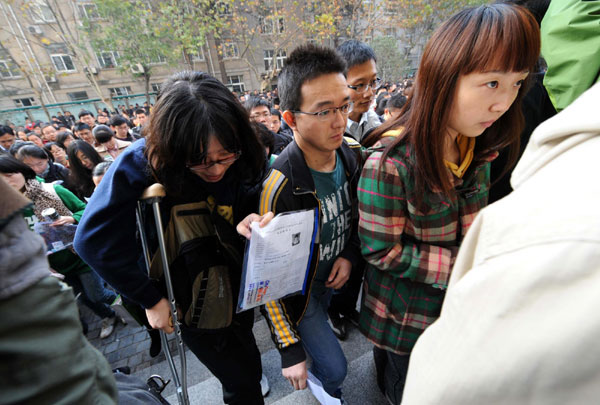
[357,140,495,354]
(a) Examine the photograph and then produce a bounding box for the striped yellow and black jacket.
[258,138,363,368]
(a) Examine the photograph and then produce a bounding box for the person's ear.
[282,111,297,131]
[384,108,391,121]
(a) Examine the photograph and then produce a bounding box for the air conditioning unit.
[130,63,144,74]
[84,66,98,75]
[28,25,43,35]
[45,75,58,83]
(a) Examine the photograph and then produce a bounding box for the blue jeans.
[65,271,117,319]
[297,289,347,397]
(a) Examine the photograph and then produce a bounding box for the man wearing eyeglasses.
[245,97,292,155]
[239,43,362,402]
[337,40,382,144]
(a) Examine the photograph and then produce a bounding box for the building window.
[96,51,119,68]
[151,83,161,92]
[109,86,132,97]
[29,0,56,23]
[221,41,239,59]
[77,3,100,20]
[0,60,21,78]
[263,50,287,71]
[14,98,36,107]
[259,16,285,35]
[67,91,89,101]
[51,54,76,72]
[227,75,245,93]
[149,54,167,65]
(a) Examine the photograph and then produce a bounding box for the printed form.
[237,208,318,312]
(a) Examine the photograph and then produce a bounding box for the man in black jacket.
[245,97,291,155]
[239,43,361,401]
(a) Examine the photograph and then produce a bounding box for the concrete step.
[135,317,387,404]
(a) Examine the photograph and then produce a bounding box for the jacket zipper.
[293,186,322,322]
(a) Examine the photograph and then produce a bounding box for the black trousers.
[181,309,264,404]
[329,261,366,317]
[373,346,410,405]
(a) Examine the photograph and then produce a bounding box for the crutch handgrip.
[141,183,166,200]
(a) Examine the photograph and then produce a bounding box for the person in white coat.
[403,1,600,401]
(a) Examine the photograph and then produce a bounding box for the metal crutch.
[136,183,190,405]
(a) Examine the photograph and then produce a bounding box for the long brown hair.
[367,4,540,203]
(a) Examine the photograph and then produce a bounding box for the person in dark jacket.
[245,97,291,155]
[74,71,268,405]
[238,43,362,401]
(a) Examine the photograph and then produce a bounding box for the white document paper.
[307,371,342,405]
[237,208,317,312]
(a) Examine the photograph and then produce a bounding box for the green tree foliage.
[84,0,173,104]
[370,36,404,82]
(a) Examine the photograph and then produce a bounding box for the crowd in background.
[1,0,599,404]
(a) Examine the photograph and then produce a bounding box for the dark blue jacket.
[74,139,261,309]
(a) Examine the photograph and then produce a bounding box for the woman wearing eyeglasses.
[73,71,269,404]
[357,4,540,404]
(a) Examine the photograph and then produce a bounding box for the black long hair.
[145,71,265,196]
[67,140,104,198]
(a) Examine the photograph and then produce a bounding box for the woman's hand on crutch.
[146,297,174,334]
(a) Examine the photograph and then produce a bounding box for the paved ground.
[80,303,387,404]
[80,303,177,373]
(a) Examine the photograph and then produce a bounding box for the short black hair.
[0,154,37,180]
[375,97,388,116]
[336,40,377,71]
[16,144,50,161]
[135,108,146,116]
[244,97,271,112]
[270,108,281,119]
[74,122,91,132]
[278,43,347,111]
[78,109,94,118]
[92,161,112,177]
[253,122,274,157]
[109,115,129,127]
[9,141,34,157]
[92,125,114,143]
[387,93,408,110]
[0,125,14,136]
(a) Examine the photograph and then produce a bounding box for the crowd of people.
[1,0,599,404]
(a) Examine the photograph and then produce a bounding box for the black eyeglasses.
[348,78,382,94]
[291,102,354,122]
[187,151,241,171]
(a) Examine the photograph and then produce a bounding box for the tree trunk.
[144,67,151,105]
[211,37,228,84]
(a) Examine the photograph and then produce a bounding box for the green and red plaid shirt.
[357,140,495,354]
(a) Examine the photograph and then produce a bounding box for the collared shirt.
[346,109,381,143]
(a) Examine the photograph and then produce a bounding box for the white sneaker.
[260,373,270,397]
[100,316,116,339]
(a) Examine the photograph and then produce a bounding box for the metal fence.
[1,93,157,127]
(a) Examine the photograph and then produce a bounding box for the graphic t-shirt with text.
[309,152,352,296]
